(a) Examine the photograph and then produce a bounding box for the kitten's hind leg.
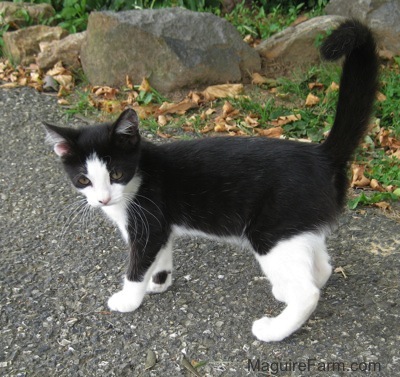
[146,239,173,294]
[252,231,330,342]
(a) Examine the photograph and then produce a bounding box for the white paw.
[107,290,142,313]
[146,275,172,294]
[252,317,288,342]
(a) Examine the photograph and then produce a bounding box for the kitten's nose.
[99,197,111,205]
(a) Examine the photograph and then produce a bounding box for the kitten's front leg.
[108,276,148,313]
[108,236,169,313]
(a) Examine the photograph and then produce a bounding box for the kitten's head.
[44,108,141,208]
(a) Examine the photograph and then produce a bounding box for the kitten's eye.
[110,171,123,181]
[78,176,91,186]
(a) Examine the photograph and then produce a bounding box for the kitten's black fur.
[45,20,378,341]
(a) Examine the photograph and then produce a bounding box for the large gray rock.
[37,32,86,70]
[256,15,345,65]
[0,2,55,28]
[325,0,400,55]
[80,8,261,92]
[3,25,68,66]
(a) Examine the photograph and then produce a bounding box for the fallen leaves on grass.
[305,92,320,107]
[201,83,244,101]
[351,165,371,188]
[0,60,43,90]
[158,98,198,115]
[255,126,283,138]
[270,114,301,127]
[251,72,277,87]
[0,59,74,97]
[308,82,324,90]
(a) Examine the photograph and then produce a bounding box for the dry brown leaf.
[334,266,347,279]
[200,124,214,133]
[305,93,320,107]
[18,77,28,86]
[376,128,400,150]
[376,91,387,102]
[57,98,70,105]
[214,123,227,132]
[244,115,259,128]
[93,86,119,99]
[222,101,234,116]
[205,108,216,116]
[157,115,167,127]
[378,128,390,147]
[202,84,244,101]
[374,202,391,210]
[251,72,269,85]
[139,77,151,92]
[308,82,324,90]
[190,91,202,105]
[351,164,371,188]
[370,179,385,192]
[132,104,159,119]
[0,82,19,88]
[255,127,283,138]
[158,99,198,115]
[243,34,254,44]
[270,114,301,127]
[57,85,71,98]
[125,75,134,90]
[126,91,138,105]
[46,61,67,76]
[53,74,73,88]
[222,101,240,118]
[225,124,239,133]
[391,149,400,159]
[30,71,41,83]
[326,82,339,94]
[386,185,396,192]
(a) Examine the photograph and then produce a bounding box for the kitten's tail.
[320,19,379,166]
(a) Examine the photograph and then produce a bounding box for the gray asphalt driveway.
[1,87,399,376]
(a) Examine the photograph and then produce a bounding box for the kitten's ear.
[43,122,76,158]
[111,108,140,142]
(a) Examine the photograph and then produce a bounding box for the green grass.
[376,62,400,137]
[63,89,98,117]
[223,2,303,39]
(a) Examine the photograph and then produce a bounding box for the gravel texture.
[0,87,399,376]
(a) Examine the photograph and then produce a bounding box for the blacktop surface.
[0,87,399,376]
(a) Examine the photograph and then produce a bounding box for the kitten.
[44,20,378,342]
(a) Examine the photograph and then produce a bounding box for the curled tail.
[321,19,379,166]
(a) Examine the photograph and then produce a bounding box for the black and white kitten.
[44,20,378,342]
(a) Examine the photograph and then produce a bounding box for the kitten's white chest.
[102,203,129,242]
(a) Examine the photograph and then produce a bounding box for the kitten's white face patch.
[79,154,126,208]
